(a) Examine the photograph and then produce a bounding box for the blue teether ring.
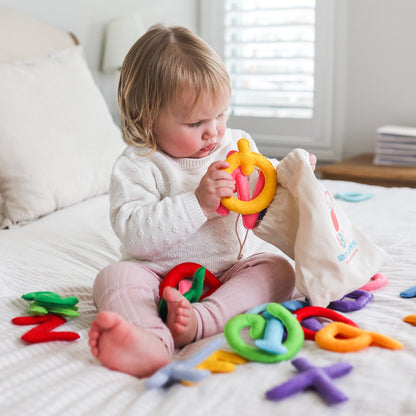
[335,192,373,202]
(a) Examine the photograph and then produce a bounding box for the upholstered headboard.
[0,7,78,63]
[0,7,124,229]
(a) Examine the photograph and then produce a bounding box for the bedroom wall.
[0,0,198,121]
[339,0,416,159]
[1,0,415,161]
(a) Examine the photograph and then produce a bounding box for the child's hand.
[196,161,235,216]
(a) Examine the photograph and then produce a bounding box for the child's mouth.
[201,143,216,153]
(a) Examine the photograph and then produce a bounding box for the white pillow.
[0,45,125,228]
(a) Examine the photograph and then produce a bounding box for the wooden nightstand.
[317,153,416,188]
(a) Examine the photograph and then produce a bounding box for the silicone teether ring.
[224,303,304,363]
[315,322,403,352]
[220,139,277,215]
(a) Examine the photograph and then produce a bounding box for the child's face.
[153,90,229,159]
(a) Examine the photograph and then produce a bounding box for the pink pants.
[93,253,295,355]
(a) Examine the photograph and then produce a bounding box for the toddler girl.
[89,24,314,378]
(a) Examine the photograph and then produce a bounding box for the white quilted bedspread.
[1,180,416,416]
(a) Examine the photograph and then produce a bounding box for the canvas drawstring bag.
[254,148,389,306]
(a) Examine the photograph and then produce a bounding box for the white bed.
[1,8,416,416]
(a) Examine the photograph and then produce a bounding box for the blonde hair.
[118,24,231,152]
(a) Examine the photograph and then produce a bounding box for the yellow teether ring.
[221,139,277,215]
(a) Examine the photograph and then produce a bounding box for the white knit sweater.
[110,128,278,276]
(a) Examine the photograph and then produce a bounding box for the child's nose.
[203,120,218,139]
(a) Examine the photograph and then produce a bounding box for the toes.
[88,325,99,343]
[163,286,181,302]
[88,332,98,346]
[90,345,99,357]
[178,297,191,310]
[176,308,190,326]
[95,311,121,330]
[173,322,186,334]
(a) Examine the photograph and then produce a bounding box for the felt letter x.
[266,357,353,405]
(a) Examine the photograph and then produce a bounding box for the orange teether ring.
[315,322,403,353]
[403,315,416,326]
[221,139,277,215]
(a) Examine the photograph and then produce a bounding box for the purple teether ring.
[328,290,373,312]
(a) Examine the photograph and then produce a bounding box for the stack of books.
[374,125,416,166]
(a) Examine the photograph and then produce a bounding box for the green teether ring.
[224,303,304,363]
[29,301,80,317]
[22,291,79,308]
[159,267,206,321]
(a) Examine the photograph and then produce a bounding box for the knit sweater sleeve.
[109,150,207,259]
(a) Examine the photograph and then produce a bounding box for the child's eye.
[217,112,228,121]
[188,121,202,128]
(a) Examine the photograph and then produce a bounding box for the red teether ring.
[159,262,221,300]
[294,306,358,340]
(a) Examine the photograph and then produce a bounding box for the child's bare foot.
[88,311,171,378]
[163,287,198,348]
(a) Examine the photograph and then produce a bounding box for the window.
[199,0,337,160]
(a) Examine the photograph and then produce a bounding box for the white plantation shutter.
[225,0,315,119]
[200,0,338,160]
